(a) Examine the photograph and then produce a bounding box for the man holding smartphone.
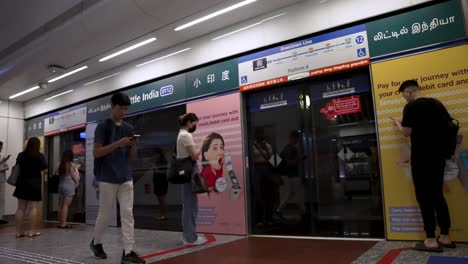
[392,80,454,252]
[0,141,10,224]
[89,92,145,264]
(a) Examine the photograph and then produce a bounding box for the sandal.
[413,241,443,253]
[437,236,456,248]
[27,232,41,238]
[15,232,26,238]
[57,224,73,229]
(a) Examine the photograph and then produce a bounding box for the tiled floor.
[0,221,377,264]
[353,240,468,264]
[2,219,465,264]
[0,224,242,264]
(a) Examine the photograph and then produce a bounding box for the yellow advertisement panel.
[371,44,468,241]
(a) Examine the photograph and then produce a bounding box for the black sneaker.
[0,220,8,225]
[121,250,146,264]
[90,240,107,259]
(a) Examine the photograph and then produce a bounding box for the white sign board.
[238,25,370,92]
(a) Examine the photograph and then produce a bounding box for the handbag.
[192,170,208,194]
[7,153,22,186]
[167,157,193,184]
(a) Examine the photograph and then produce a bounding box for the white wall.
[0,101,24,215]
[23,0,434,118]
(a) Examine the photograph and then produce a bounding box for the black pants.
[254,164,275,224]
[412,158,451,238]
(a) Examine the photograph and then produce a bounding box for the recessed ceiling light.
[212,13,286,40]
[44,90,74,101]
[174,0,257,31]
[99,37,157,62]
[136,48,191,67]
[319,0,329,3]
[84,72,121,86]
[261,13,286,22]
[9,86,40,99]
[212,22,262,40]
[48,66,88,83]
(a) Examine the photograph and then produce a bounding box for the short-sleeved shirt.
[401,97,449,162]
[94,119,135,184]
[177,129,195,159]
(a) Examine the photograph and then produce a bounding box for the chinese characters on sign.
[193,70,231,88]
[186,59,239,98]
[25,117,45,138]
[241,77,288,92]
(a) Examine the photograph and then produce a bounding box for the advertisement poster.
[238,24,370,92]
[371,44,468,241]
[187,93,246,235]
[85,123,117,226]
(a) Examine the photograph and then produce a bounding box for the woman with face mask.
[177,113,207,246]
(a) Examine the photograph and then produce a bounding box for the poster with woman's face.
[187,93,246,235]
[201,133,226,192]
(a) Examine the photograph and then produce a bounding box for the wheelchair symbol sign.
[241,76,248,84]
[357,48,367,57]
[355,35,365,44]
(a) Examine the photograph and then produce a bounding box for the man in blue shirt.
[89,92,145,264]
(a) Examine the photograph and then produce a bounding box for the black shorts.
[153,173,168,196]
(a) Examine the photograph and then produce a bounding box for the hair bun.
[178,115,185,125]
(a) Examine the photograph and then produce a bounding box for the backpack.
[444,117,460,159]
[93,119,114,178]
[434,98,460,159]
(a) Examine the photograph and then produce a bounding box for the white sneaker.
[183,235,208,246]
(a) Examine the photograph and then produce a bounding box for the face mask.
[188,125,197,133]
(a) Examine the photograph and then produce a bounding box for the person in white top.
[0,141,11,225]
[177,113,207,246]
